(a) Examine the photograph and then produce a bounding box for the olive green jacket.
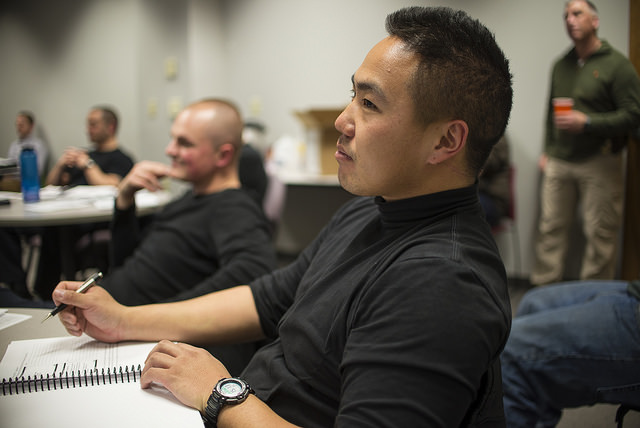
[545,40,640,161]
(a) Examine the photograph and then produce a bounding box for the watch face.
[218,379,244,398]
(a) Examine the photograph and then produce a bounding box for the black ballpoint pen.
[41,272,103,323]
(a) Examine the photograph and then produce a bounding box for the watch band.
[203,392,222,428]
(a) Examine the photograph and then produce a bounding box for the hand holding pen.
[42,272,103,323]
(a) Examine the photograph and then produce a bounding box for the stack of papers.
[23,185,118,213]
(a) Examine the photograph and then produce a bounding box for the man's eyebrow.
[174,135,194,146]
[351,74,387,103]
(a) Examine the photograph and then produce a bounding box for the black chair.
[460,358,506,428]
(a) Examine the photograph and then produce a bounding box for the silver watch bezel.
[214,377,252,404]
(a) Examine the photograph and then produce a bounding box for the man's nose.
[335,105,354,137]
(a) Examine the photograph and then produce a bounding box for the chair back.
[459,359,506,428]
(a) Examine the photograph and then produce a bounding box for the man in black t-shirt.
[36,106,134,298]
[46,106,134,187]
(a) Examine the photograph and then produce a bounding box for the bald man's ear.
[215,143,236,167]
[427,120,469,165]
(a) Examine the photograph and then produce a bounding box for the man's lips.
[335,146,353,161]
[336,138,353,161]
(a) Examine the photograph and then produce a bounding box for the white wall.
[0,0,631,276]
[0,1,141,156]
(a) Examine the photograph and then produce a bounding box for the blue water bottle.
[20,146,40,203]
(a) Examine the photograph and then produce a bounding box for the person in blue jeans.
[501,280,640,427]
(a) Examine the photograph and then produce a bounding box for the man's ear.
[428,120,469,165]
[215,143,236,167]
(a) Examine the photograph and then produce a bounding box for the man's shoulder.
[593,40,634,66]
[554,46,576,66]
[93,147,135,167]
[193,188,264,213]
[598,39,621,56]
[112,147,134,161]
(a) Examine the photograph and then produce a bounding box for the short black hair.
[93,106,119,133]
[385,7,513,175]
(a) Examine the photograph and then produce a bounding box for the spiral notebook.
[0,335,202,428]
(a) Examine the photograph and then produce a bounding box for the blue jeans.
[501,281,640,428]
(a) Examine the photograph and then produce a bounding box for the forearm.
[115,188,136,209]
[124,286,265,345]
[84,165,121,186]
[165,257,274,303]
[45,162,65,185]
[110,202,140,267]
[218,396,300,428]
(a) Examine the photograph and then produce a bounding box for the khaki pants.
[531,154,624,286]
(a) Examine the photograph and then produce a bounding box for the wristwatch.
[203,377,254,427]
[84,159,96,169]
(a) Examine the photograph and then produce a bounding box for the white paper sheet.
[0,336,202,428]
[0,310,31,331]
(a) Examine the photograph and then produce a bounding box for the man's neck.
[381,162,475,202]
[192,171,242,196]
[574,35,601,62]
[95,136,119,152]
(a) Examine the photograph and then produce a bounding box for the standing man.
[7,110,49,179]
[46,106,134,187]
[531,0,640,286]
[53,7,513,427]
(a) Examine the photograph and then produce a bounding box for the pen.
[41,272,103,323]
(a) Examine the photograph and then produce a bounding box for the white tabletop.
[0,185,172,227]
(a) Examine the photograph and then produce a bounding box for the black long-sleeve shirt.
[103,188,276,306]
[246,185,511,427]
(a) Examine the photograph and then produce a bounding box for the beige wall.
[0,0,631,276]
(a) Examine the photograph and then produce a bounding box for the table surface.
[0,307,67,360]
[0,186,172,227]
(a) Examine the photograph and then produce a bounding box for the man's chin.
[167,166,184,178]
[168,171,187,182]
[337,174,362,197]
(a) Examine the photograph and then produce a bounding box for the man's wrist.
[115,190,136,210]
[83,159,96,170]
[203,378,254,428]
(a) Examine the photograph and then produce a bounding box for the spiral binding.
[1,364,142,395]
